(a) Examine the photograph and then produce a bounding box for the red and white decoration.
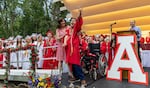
[107,34,148,85]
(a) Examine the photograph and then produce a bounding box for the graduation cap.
[37,34,42,38]
[25,35,31,39]
[8,36,14,41]
[95,34,100,38]
[14,35,22,41]
[31,33,37,37]
[16,35,22,39]
[46,29,53,36]
[112,32,117,36]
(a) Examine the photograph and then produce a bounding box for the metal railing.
[0,45,58,70]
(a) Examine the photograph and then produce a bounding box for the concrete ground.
[61,67,150,88]
[0,67,150,88]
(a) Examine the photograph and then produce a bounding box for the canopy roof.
[63,0,150,35]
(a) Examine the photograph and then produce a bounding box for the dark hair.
[57,18,66,29]
[3,42,6,48]
[17,39,22,47]
[31,37,37,43]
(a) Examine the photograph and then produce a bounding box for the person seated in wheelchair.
[88,35,100,56]
[81,35,100,73]
[81,35,108,78]
[81,35,101,57]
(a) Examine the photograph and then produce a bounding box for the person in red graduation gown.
[111,33,117,59]
[0,40,4,68]
[100,35,106,54]
[80,35,88,52]
[65,10,86,86]
[104,36,113,70]
[99,35,113,74]
[43,30,57,69]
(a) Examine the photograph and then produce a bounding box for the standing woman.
[65,10,86,86]
[31,33,38,46]
[37,34,44,69]
[15,35,24,69]
[22,36,32,69]
[9,37,17,69]
[56,18,70,72]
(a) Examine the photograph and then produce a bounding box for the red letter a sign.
[106,35,148,85]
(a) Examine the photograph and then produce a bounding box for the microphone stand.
[110,24,114,60]
[110,22,116,41]
[110,24,113,42]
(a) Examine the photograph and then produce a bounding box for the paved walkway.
[0,67,150,88]
[61,67,150,88]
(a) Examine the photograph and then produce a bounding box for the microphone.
[110,22,116,26]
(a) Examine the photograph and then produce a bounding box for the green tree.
[49,1,69,33]
[0,0,69,38]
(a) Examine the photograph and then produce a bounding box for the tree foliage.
[0,0,69,38]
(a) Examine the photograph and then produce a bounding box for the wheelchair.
[81,43,107,80]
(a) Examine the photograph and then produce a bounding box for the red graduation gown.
[66,16,83,66]
[81,38,88,51]
[106,42,113,69]
[43,38,58,69]
[0,47,3,68]
[100,41,113,69]
[100,41,106,54]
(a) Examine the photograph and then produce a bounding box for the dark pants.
[137,41,141,62]
[72,64,85,80]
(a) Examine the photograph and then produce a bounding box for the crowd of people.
[0,10,88,86]
[0,10,144,87]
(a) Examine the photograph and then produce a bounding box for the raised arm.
[73,9,83,33]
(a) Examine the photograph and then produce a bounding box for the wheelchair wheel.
[81,57,90,74]
[89,68,97,81]
[98,54,107,76]
[92,68,97,80]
